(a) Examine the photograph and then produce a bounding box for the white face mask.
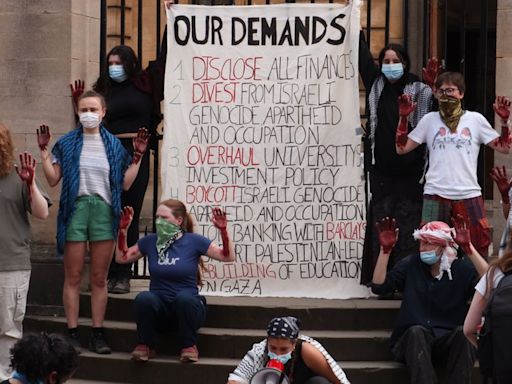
[79,112,101,129]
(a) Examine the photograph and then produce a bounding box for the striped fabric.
[228,335,350,384]
[78,133,112,205]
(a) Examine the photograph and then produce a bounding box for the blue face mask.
[109,64,127,82]
[420,250,440,265]
[268,350,293,365]
[12,371,45,384]
[381,63,404,81]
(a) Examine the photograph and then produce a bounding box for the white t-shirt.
[475,268,505,296]
[408,111,499,199]
[78,133,112,205]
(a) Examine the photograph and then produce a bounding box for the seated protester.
[371,217,488,384]
[2,333,78,384]
[116,200,235,363]
[227,316,350,384]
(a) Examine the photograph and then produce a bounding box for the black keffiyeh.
[266,317,300,340]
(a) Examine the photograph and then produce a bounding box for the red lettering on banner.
[325,221,365,240]
[187,145,260,166]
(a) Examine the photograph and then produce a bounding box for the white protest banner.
[162,2,369,299]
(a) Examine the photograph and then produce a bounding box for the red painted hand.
[376,217,398,254]
[132,127,150,164]
[211,208,227,230]
[37,125,51,152]
[398,94,416,117]
[15,152,36,201]
[494,96,511,122]
[490,166,512,203]
[120,206,134,230]
[452,214,471,254]
[70,79,85,106]
[422,57,440,88]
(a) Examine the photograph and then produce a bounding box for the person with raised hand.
[115,200,234,363]
[490,165,512,256]
[371,216,488,384]
[397,72,511,258]
[359,31,437,286]
[0,123,50,380]
[37,90,148,355]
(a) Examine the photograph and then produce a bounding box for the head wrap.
[267,317,300,340]
[413,221,458,280]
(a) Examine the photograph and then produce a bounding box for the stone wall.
[0,1,100,244]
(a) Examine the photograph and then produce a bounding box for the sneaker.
[89,330,112,354]
[107,278,117,293]
[180,345,199,363]
[68,332,82,355]
[111,277,131,294]
[131,344,156,362]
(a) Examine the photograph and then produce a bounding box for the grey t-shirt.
[0,171,50,271]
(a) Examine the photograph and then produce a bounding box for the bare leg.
[63,241,87,328]
[89,240,115,327]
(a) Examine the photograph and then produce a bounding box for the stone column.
[0,1,100,244]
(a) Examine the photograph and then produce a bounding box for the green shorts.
[66,195,114,242]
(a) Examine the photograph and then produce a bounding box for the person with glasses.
[396,71,511,257]
[358,31,438,287]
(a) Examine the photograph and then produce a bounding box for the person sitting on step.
[371,216,488,384]
[227,316,350,384]
[1,332,78,384]
[116,199,234,363]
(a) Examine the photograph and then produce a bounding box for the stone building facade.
[0,0,511,253]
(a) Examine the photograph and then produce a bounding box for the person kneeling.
[371,217,488,384]
[227,316,350,384]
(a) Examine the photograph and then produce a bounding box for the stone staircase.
[24,282,483,384]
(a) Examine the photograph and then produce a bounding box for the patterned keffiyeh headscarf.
[267,317,301,340]
[413,221,458,280]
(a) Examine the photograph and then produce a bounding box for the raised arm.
[206,208,235,262]
[37,125,62,187]
[490,166,512,219]
[452,215,488,277]
[488,96,511,154]
[115,206,144,263]
[15,152,49,220]
[422,57,441,91]
[358,30,380,91]
[123,128,150,190]
[70,79,84,115]
[372,217,398,284]
[395,95,421,155]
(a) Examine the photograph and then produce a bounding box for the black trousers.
[392,325,476,384]
[109,141,150,280]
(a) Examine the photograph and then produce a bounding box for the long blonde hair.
[159,199,206,286]
[0,123,15,177]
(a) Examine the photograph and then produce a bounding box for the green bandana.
[439,96,464,133]
[155,217,183,263]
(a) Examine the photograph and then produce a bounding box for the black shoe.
[89,330,112,354]
[111,277,130,294]
[68,332,82,355]
[107,278,117,293]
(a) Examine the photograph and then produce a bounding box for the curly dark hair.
[10,333,78,383]
[93,45,142,96]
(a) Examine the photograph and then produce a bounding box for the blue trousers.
[133,291,207,349]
